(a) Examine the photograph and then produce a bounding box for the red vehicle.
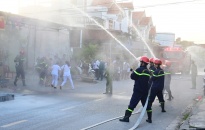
[155,46,191,74]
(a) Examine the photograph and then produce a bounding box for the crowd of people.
[12,50,134,90]
[13,52,75,90]
[80,59,131,81]
[13,51,199,123]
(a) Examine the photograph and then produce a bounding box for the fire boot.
[146,111,152,123]
[119,110,132,122]
[161,102,166,112]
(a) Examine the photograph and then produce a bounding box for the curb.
[166,98,199,130]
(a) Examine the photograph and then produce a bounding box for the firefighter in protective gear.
[146,58,166,123]
[14,50,26,86]
[164,60,173,100]
[148,58,156,87]
[119,56,151,122]
[149,58,156,75]
[36,57,48,86]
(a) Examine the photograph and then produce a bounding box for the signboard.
[155,33,175,47]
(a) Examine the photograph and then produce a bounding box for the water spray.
[113,2,157,129]
[113,1,156,58]
[69,4,138,61]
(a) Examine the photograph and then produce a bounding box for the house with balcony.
[132,11,156,56]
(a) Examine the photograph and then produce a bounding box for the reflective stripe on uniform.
[133,70,150,77]
[150,70,154,72]
[127,108,133,112]
[153,72,171,77]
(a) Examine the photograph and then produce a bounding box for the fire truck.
[155,46,191,74]
[153,32,191,74]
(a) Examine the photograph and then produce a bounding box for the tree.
[175,39,194,49]
[80,43,99,62]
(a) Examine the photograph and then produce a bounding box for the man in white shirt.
[51,62,61,88]
[60,61,74,90]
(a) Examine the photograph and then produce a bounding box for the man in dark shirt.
[14,50,26,86]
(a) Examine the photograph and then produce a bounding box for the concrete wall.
[0,23,71,72]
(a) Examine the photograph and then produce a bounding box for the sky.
[133,0,205,44]
[0,0,205,44]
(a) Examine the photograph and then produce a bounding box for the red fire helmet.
[154,58,162,65]
[140,56,149,64]
[149,58,154,63]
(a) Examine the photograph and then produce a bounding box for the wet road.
[0,75,203,130]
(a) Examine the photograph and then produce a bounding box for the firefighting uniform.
[149,65,156,86]
[14,55,26,86]
[149,65,156,74]
[36,58,48,85]
[119,65,150,122]
[146,67,166,122]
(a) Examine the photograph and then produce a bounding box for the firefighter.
[14,50,26,86]
[146,58,166,123]
[149,58,156,74]
[37,57,48,86]
[119,56,150,122]
[164,60,173,100]
[148,57,156,88]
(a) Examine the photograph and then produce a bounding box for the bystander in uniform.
[191,60,197,89]
[103,62,113,94]
[164,60,173,100]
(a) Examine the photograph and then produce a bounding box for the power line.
[21,0,205,16]
[134,0,205,9]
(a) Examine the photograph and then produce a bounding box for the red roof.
[92,0,114,7]
[107,4,120,14]
[132,11,145,21]
[107,2,133,14]
[139,17,151,26]
[117,1,134,10]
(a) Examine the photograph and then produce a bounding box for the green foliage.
[80,43,99,62]
[182,113,189,120]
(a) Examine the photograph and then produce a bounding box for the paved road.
[0,75,203,130]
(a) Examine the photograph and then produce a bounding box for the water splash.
[70,4,138,61]
[113,2,156,58]
[132,25,156,58]
[186,45,205,68]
